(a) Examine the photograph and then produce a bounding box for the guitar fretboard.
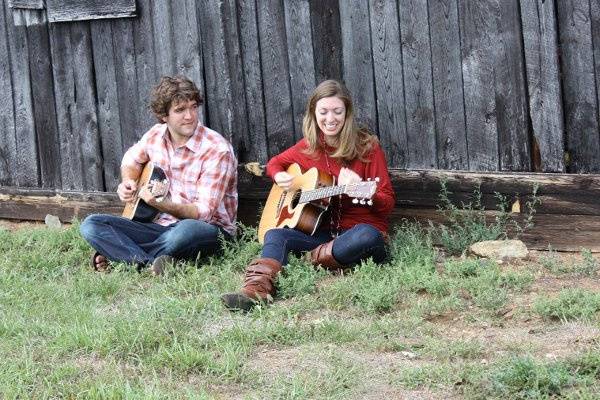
[299,185,347,203]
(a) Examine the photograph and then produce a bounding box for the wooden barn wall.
[0,0,599,193]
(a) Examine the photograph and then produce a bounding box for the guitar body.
[258,164,333,243]
[122,163,168,222]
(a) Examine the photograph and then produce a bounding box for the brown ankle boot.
[310,240,344,271]
[222,258,282,312]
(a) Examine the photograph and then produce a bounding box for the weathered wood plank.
[393,208,600,252]
[70,22,103,190]
[519,0,565,172]
[591,0,600,160]
[459,0,499,171]
[27,22,61,188]
[309,0,343,83]
[494,0,530,171]
[132,0,157,140]
[48,22,79,190]
[90,20,123,192]
[236,0,268,163]
[428,0,468,170]
[8,0,43,9]
[5,1,38,187]
[198,0,247,152]
[46,0,136,22]
[557,0,600,173]
[368,0,408,168]
[283,0,316,142]
[150,0,175,76]
[256,0,295,157]
[339,0,377,131]
[0,2,17,186]
[172,0,204,116]
[398,0,437,169]
[4,180,600,252]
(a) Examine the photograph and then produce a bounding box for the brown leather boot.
[221,258,282,312]
[310,240,344,271]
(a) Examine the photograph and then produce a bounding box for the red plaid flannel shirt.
[122,124,238,236]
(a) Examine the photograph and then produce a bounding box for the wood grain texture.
[459,0,499,171]
[519,0,565,172]
[236,0,268,163]
[591,0,600,165]
[150,0,174,77]
[398,0,437,169]
[339,0,377,131]
[46,0,136,22]
[0,2,17,186]
[70,22,103,190]
[257,0,295,157]
[309,0,343,83]
[494,0,530,171]
[428,0,468,170]
[369,0,408,168]
[27,22,61,188]
[8,0,44,9]
[198,0,247,152]
[5,1,38,187]
[172,0,204,123]
[90,20,123,192]
[283,0,316,142]
[557,0,600,172]
[132,0,157,141]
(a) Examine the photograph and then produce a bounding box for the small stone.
[44,214,61,229]
[399,351,417,360]
[469,239,529,260]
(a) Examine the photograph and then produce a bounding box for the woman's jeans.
[80,214,229,265]
[261,223,387,266]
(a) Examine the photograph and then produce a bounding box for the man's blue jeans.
[80,214,229,265]
[261,223,387,266]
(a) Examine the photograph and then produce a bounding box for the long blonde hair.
[302,80,375,162]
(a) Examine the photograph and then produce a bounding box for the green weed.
[533,289,600,321]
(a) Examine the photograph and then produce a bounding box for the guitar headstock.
[344,178,378,205]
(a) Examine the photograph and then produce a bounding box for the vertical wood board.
[428,0,468,170]
[398,0,437,169]
[368,0,408,168]
[284,0,316,142]
[0,2,17,186]
[557,0,600,172]
[519,0,565,172]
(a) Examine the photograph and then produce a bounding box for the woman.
[222,80,395,311]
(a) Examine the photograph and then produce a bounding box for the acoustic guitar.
[257,163,377,243]
[122,163,169,222]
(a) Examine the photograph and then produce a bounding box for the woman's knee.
[352,223,384,247]
[263,228,291,246]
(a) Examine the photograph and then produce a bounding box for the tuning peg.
[359,199,366,205]
[375,177,380,182]
[367,200,373,206]
[367,177,371,181]
[352,198,359,204]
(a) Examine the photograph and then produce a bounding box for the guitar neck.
[299,185,346,203]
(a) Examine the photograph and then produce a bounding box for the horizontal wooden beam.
[2,167,600,251]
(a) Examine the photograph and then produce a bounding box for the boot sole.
[221,293,257,312]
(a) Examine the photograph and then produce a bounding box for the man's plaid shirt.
[122,124,238,236]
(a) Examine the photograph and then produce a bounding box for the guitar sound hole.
[290,191,301,209]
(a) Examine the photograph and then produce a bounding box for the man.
[80,75,237,275]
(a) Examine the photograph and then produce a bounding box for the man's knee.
[79,214,103,240]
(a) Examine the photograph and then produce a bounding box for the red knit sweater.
[266,138,395,234]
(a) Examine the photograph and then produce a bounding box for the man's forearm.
[121,163,143,183]
[151,199,199,220]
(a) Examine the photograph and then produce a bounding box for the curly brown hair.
[149,76,203,122]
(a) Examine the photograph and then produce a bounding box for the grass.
[0,220,598,398]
